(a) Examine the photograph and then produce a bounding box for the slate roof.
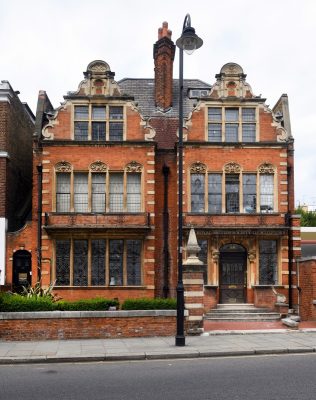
[118,78,212,119]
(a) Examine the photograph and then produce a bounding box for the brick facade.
[4,22,303,318]
[298,259,316,321]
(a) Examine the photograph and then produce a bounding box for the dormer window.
[189,89,210,98]
[74,105,124,141]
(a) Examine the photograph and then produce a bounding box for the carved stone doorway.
[219,244,247,303]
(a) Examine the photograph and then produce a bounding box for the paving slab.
[1,330,316,364]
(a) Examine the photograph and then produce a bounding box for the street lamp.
[175,14,203,347]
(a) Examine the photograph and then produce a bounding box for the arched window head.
[125,161,143,173]
[224,162,241,174]
[55,161,72,172]
[190,161,207,174]
[89,161,107,172]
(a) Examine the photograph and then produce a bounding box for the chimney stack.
[153,22,175,111]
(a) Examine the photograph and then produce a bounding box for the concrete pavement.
[1,328,316,364]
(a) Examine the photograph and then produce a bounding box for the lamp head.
[176,14,203,55]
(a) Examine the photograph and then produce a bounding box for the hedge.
[121,298,177,310]
[54,298,119,311]
[0,294,54,312]
[0,293,119,312]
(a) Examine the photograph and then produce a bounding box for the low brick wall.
[299,258,316,321]
[0,310,179,341]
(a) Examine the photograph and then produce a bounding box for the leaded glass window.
[56,173,71,212]
[74,173,88,212]
[92,106,106,120]
[225,123,238,142]
[242,108,255,122]
[191,173,205,213]
[56,240,70,285]
[91,239,105,285]
[226,174,239,212]
[127,240,142,285]
[74,106,89,141]
[55,238,143,287]
[73,240,88,286]
[109,122,123,141]
[109,173,123,212]
[75,106,89,120]
[260,174,274,212]
[207,107,257,143]
[243,174,256,213]
[242,124,256,142]
[127,173,141,212]
[92,173,106,212]
[259,240,278,284]
[74,122,89,140]
[225,108,239,122]
[198,239,208,283]
[73,105,124,141]
[208,123,222,141]
[208,107,222,121]
[208,174,222,213]
[109,106,123,141]
[109,240,123,285]
[92,122,106,140]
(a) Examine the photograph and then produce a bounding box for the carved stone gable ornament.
[125,161,142,172]
[55,161,72,172]
[87,60,110,74]
[224,162,241,174]
[90,161,107,172]
[190,162,206,173]
[258,163,275,174]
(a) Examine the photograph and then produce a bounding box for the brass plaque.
[228,285,237,289]
[18,273,27,283]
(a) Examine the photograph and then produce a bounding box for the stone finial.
[184,228,203,266]
[158,21,172,40]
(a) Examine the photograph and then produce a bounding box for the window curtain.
[127,173,141,212]
[56,173,70,212]
[109,174,123,212]
[74,173,88,212]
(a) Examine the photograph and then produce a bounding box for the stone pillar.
[183,228,204,334]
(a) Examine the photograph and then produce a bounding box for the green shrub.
[121,298,177,310]
[0,293,118,312]
[54,298,119,311]
[0,293,54,312]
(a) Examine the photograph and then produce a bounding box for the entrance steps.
[204,304,281,322]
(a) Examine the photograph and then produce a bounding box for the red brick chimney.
[153,22,175,111]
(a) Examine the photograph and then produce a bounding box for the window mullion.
[123,241,127,286]
[70,172,74,212]
[87,239,91,286]
[123,172,127,212]
[70,238,74,286]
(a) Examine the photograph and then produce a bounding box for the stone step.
[205,313,281,321]
[216,304,256,309]
[207,308,272,314]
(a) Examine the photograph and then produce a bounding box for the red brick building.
[0,81,34,287]
[5,22,301,311]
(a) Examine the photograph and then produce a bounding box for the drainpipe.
[37,165,43,283]
[162,164,170,298]
[287,164,293,310]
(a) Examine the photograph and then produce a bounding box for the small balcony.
[44,212,151,234]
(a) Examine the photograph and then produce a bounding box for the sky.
[0,0,315,207]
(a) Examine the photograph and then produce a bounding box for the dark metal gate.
[219,244,247,303]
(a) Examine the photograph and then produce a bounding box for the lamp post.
[175,14,203,347]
